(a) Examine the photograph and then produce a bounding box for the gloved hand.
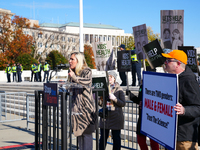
[109,93,116,100]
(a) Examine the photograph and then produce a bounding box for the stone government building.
[0,8,133,60]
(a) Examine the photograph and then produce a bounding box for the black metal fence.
[34,88,106,150]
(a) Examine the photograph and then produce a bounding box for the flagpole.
[79,0,83,52]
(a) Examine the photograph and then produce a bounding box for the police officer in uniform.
[33,63,38,82]
[43,62,50,82]
[5,64,11,83]
[37,61,42,82]
[17,63,22,82]
[130,49,141,86]
[11,63,17,82]
[30,64,35,82]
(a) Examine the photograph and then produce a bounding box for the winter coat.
[177,66,200,142]
[129,85,143,135]
[99,82,126,130]
[69,67,97,137]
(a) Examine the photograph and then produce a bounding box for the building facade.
[0,8,133,60]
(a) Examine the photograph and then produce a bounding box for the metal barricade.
[34,86,105,150]
[0,92,27,122]
[33,83,163,150]
[26,93,35,130]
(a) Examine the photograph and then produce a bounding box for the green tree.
[147,27,160,42]
[16,53,38,70]
[84,44,96,69]
[46,50,68,70]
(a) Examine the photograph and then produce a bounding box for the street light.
[79,0,83,52]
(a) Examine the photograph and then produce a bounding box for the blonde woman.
[68,52,96,150]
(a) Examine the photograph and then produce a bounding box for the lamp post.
[79,0,83,52]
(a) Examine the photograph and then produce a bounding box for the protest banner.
[44,83,58,107]
[160,10,184,49]
[92,77,108,97]
[141,71,178,150]
[143,39,166,69]
[132,24,148,60]
[92,41,114,71]
[178,46,199,74]
[117,50,131,72]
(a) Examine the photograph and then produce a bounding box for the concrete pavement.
[0,120,132,150]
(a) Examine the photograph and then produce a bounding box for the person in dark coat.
[118,44,127,86]
[99,70,126,150]
[162,50,200,150]
[17,63,22,82]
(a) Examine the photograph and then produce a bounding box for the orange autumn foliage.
[0,15,35,68]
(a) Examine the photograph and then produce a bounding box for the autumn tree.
[0,15,35,68]
[84,44,96,69]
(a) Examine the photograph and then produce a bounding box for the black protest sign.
[143,39,166,68]
[178,46,199,73]
[92,77,108,97]
[117,50,131,72]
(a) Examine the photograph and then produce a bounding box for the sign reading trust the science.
[141,71,178,150]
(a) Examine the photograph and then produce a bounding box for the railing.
[0,92,27,123]
[0,90,163,150]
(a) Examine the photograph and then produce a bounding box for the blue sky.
[1,0,200,48]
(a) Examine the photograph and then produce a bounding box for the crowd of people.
[66,48,200,150]
[4,46,200,150]
[5,62,50,83]
[5,63,23,83]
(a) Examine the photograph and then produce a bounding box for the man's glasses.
[165,59,178,64]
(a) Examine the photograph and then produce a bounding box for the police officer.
[17,63,22,82]
[130,49,141,86]
[20,64,23,82]
[33,63,38,82]
[11,63,17,82]
[5,64,11,83]
[30,63,35,82]
[37,61,42,82]
[43,62,50,82]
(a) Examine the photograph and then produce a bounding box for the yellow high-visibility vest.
[131,54,138,62]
